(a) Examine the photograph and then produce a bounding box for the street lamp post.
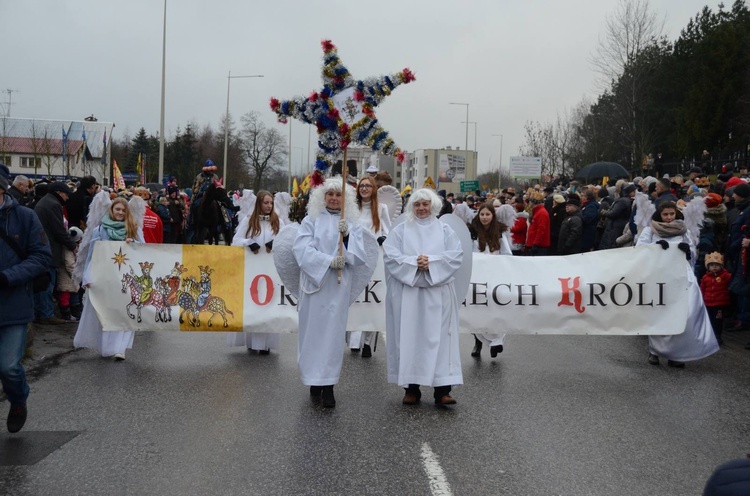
[450,103,470,188]
[292,146,304,179]
[223,71,264,186]
[493,133,503,190]
[461,121,478,151]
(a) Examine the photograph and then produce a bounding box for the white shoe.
[113,353,126,361]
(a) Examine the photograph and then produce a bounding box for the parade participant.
[187,160,219,242]
[74,196,145,361]
[383,188,464,406]
[635,201,719,367]
[700,252,731,346]
[229,190,284,354]
[468,204,512,359]
[55,226,83,322]
[347,176,391,357]
[294,178,369,408]
[134,187,163,243]
[0,163,52,433]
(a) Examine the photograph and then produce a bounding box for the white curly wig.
[306,177,359,222]
[405,188,442,222]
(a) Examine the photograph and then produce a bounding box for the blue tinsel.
[334,66,348,77]
[372,131,388,149]
[315,159,329,170]
[318,141,336,154]
[320,87,333,98]
[384,76,394,89]
[280,101,290,115]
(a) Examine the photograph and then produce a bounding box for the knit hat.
[202,159,217,173]
[734,183,750,199]
[553,194,566,204]
[0,162,9,192]
[622,184,637,196]
[705,252,724,267]
[726,176,745,190]
[566,194,581,207]
[705,193,723,208]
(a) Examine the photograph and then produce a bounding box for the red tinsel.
[340,138,350,150]
[321,39,336,53]
[311,170,325,187]
[309,91,319,102]
[316,122,325,134]
[328,108,339,119]
[396,150,406,163]
[333,76,344,86]
[269,98,280,111]
[353,90,365,102]
[338,123,350,136]
[401,68,416,83]
[362,107,375,118]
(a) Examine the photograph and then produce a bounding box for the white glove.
[330,256,346,269]
[338,219,349,236]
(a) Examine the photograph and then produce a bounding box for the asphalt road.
[1,330,749,496]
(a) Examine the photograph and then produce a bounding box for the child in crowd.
[56,226,83,321]
[700,252,731,345]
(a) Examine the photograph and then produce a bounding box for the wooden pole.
[337,149,348,284]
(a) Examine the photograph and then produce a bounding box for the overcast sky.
[2,0,716,177]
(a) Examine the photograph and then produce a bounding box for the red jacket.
[142,207,164,244]
[700,268,732,307]
[526,204,550,248]
[510,213,528,247]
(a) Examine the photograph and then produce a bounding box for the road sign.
[510,156,542,179]
[460,180,479,192]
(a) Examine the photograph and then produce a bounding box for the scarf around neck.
[650,218,686,238]
[101,214,127,241]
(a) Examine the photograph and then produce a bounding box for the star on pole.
[270,40,415,186]
[111,247,128,270]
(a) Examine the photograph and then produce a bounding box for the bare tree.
[28,120,44,177]
[40,127,56,178]
[239,111,287,191]
[590,0,665,166]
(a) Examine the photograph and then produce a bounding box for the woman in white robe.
[635,201,719,366]
[228,190,284,353]
[383,188,464,406]
[468,204,513,358]
[294,178,368,408]
[347,176,391,357]
[74,198,144,360]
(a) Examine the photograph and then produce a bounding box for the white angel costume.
[383,209,464,388]
[227,199,286,352]
[472,230,513,350]
[634,193,719,362]
[293,182,372,386]
[73,193,145,357]
[347,200,391,351]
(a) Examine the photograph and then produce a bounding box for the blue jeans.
[0,324,30,406]
[33,267,57,319]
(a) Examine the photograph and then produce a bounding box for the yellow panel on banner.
[180,245,245,332]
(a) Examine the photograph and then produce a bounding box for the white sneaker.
[113,353,126,361]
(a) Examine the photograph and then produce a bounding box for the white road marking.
[420,442,454,496]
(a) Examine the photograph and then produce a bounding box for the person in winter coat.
[599,184,635,250]
[580,190,600,252]
[549,194,567,255]
[165,186,185,244]
[557,194,583,255]
[55,226,83,322]
[510,199,528,255]
[704,193,728,253]
[726,183,750,331]
[66,176,99,229]
[700,252,731,345]
[155,197,172,242]
[526,190,550,255]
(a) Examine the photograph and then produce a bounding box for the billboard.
[438,152,466,182]
[510,156,542,179]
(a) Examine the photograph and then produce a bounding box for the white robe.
[347,201,391,349]
[635,226,719,361]
[473,231,512,348]
[73,225,144,357]
[383,217,463,387]
[294,210,368,385]
[227,215,284,351]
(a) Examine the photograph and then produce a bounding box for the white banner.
[510,156,542,179]
[89,242,688,335]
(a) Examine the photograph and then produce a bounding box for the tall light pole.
[158,0,167,185]
[292,147,304,178]
[461,121,477,151]
[223,71,264,186]
[493,133,503,190]
[450,102,470,186]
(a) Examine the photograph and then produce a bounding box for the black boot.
[310,386,322,400]
[321,386,336,408]
[70,304,83,320]
[471,336,482,358]
[490,345,503,358]
[60,306,76,322]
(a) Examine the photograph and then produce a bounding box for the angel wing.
[633,191,656,231]
[274,192,293,225]
[683,196,707,247]
[377,185,403,223]
[72,191,111,286]
[235,189,255,224]
[128,195,147,230]
[272,223,301,298]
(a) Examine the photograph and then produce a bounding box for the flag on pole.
[61,126,68,163]
[101,130,107,165]
[292,177,299,196]
[136,153,144,185]
[300,173,311,195]
[113,159,126,190]
[78,129,87,164]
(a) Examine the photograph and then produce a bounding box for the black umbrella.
[574,161,630,181]
[144,182,164,193]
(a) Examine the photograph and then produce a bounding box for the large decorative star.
[111,247,128,271]
[270,40,415,186]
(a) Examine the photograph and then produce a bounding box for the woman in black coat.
[599,184,635,250]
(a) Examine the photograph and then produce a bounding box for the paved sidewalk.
[23,321,78,380]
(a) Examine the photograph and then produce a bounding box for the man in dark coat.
[558,194,583,255]
[0,163,52,433]
[549,193,567,255]
[654,178,678,208]
[66,175,99,229]
[437,189,453,217]
[580,190,600,252]
[726,183,750,331]
[599,184,635,250]
[8,175,31,207]
[33,182,76,324]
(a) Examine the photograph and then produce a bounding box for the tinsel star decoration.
[111,247,128,271]
[270,39,415,186]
